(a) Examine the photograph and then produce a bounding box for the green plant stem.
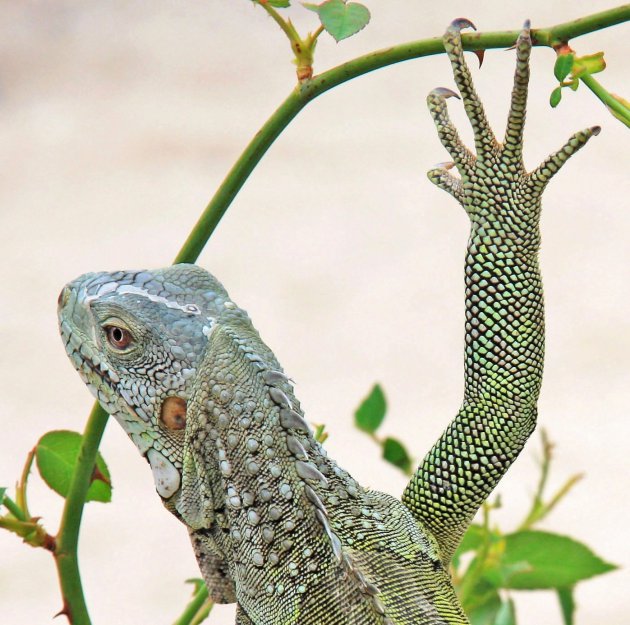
[57,6,630,622]
[2,494,26,521]
[190,601,213,625]
[54,403,109,624]
[581,72,630,124]
[16,448,35,519]
[172,584,210,625]
[174,5,630,262]
[258,1,300,43]
[542,5,630,45]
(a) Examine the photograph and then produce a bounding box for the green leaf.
[483,559,531,589]
[0,487,5,506]
[554,53,574,82]
[268,0,291,6]
[573,51,606,77]
[493,597,516,625]
[500,530,617,589]
[452,524,485,569]
[466,587,501,625]
[354,383,386,433]
[35,430,112,503]
[557,586,575,625]
[382,437,412,474]
[550,86,563,108]
[303,0,371,42]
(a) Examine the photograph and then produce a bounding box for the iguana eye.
[105,325,133,350]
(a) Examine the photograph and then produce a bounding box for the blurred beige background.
[1,1,628,624]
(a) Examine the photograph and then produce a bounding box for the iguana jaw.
[57,275,163,455]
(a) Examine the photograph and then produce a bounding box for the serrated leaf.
[493,597,516,625]
[500,530,617,589]
[557,586,575,625]
[304,0,370,42]
[554,53,574,82]
[35,430,112,503]
[354,384,386,433]
[382,437,412,474]
[550,87,562,108]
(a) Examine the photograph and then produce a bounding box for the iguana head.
[57,263,240,498]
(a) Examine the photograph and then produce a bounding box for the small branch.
[257,1,300,43]
[544,473,584,519]
[255,1,317,80]
[190,601,213,625]
[16,448,36,519]
[311,24,325,42]
[2,494,26,522]
[581,72,630,125]
[172,583,211,625]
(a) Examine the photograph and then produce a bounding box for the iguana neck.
[179,323,393,620]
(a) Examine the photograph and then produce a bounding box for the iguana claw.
[449,17,476,32]
[430,87,460,100]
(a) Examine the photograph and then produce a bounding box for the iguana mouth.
[59,318,120,390]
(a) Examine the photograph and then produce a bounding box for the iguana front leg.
[402,20,599,563]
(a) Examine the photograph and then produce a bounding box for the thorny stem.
[175,5,630,263]
[55,6,629,624]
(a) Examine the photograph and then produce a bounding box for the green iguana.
[58,20,598,625]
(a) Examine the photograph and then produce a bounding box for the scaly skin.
[58,21,597,625]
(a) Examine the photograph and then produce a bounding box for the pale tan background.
[1,1,628,624]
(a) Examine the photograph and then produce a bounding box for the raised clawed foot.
[427,19,600,211]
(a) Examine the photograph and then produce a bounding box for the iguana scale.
[58,21,598,625]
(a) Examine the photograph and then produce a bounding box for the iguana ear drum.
[160,396,187,430]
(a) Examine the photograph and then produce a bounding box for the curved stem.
[175,5,630,262]
[56,6,630,623]
[54,404,109,624]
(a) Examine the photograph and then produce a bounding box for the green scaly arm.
[402,20,599,564]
